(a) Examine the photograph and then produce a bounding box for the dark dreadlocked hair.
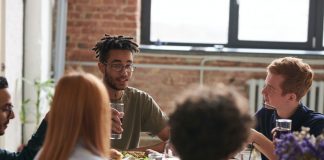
[92,34,140,63]
[0,76,8,89]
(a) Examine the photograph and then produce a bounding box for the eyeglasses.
[104,62,135,72]
[1,104,13,117]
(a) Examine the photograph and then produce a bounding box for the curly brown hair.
[169,84,254,160]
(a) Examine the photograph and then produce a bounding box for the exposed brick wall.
[66,0,140,62]
[65,0,324,114]
[66,53,324,115]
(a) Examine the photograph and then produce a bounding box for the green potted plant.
[20,78,54,143]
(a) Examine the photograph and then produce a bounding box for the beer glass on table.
[275,119,292,139]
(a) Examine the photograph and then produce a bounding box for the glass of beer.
[110,103,124,139]
[275,119,292,139]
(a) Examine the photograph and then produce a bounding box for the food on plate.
[110,149,123,160]
[122,151,149,160]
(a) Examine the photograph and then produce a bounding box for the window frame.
[141,0,324,50]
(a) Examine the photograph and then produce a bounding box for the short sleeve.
[141,94,168,135]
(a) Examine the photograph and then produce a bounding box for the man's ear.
[98,62,105,74]
[287,93,297,102]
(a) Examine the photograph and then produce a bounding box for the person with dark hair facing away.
[0,76,47,160]
[255,57,324,159]
[93,35,169,152]
[169,85,255,160]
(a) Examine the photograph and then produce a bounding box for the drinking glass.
[163,140,180,160]
[148,152,163,160]
[234,144,261,160]
[235,149,252,160]
[275,119,292,139]
[110,102,124,139]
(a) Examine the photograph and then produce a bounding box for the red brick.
[96,6,117,12]
[115,14,127,20]
[110,29,136,36]
[81,27,97,34]
[125,14,137,21]
[102,0,115,4]
[123,6,137,13]
[127,0,138,6]
[68,49,96,61]
[74,20,98,26]
[89,0,103,3]
[66,42,77,48]
[76,0,90,4]
[116,0,127,5]
[101,21,122,28]
[102,13,115,19]
[67,27,81,34]
[68,12,81,19]
[68,2,76,11]
[75,5,97,12]
[123,22,137,28]
[69,0,77,3]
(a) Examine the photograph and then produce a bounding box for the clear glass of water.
[110,103,124,139]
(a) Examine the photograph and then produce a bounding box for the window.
[141,0,324,50]
[238,0,308,42]
[150,0,229,44]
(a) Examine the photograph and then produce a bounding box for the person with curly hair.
[93,35,169,152]
[169,85,255,160]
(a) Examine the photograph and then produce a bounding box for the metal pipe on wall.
[66,57,324,75]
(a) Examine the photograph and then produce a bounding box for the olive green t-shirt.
[111,87,168,150]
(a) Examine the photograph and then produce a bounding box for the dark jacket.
[255,103,324,160]
[0,119,47,160]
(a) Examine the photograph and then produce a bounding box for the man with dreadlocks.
[93,35,169,152]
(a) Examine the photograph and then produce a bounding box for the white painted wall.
[0,0,24,150]
[0,0,4,73]
[0,0,4,148]
[23,0,53,143]
[0,0,53,150]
